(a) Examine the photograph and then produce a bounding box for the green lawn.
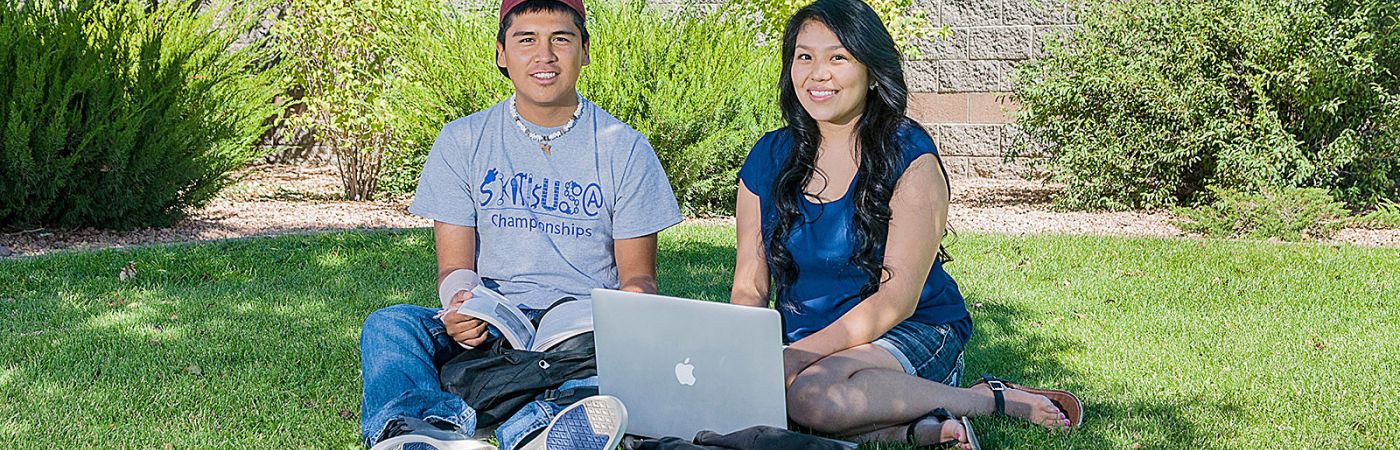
[1,223,1397,449]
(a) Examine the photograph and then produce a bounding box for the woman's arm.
[731,180,771,308]
[785,154,951,371]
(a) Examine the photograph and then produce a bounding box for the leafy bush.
[726,0,944,57]
[278,0,449,201]
[376,4,514,196]
[0,0,287,229]
[1013,0,1400,211]
[381,0,782,215]
[1356,201,1400,229]
[582,1,781,215]
[1171,187,1350,241]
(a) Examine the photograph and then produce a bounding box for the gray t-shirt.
[409,96,683,309]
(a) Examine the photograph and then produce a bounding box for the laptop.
[590,288,788,439]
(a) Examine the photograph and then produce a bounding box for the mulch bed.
[2,164,1396,258]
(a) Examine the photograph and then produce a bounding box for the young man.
[358,0,683,448]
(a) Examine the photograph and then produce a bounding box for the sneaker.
[371,417,497,450]
[521,395,629,450]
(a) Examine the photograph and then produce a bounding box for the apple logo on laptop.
[674,358,697,386]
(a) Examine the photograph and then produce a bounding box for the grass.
[1,223,1398,449]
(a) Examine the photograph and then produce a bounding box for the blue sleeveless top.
[737,123,972,344]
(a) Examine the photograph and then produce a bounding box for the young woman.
[729,0,1084,447]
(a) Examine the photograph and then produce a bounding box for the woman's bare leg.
[785,344,1070,438]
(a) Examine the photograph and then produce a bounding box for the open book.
[438,270,593,352]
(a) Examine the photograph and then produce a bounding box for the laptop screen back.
[591,289,788,439]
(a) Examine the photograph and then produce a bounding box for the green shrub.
[0,0,287,229]
[376,3,513,196]
[381,0,782,215]
[582,1,781,215]
[1013,0,1400,211]
[1356,201,1400,229]
[278,0,447,201]
[1171,187,1351,241]
[726,0,946,57]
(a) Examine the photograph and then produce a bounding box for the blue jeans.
[360,304,595,450]
[870,320,966,386]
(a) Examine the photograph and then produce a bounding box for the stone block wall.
[904,0,1075,179]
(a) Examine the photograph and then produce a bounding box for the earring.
[869,81,879,90]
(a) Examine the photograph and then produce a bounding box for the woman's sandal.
[969,374,1084,428]
[906,408,981,450]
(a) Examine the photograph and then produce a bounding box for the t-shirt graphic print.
[410,96,682,309]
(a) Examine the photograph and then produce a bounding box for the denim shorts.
[871,320,965,386]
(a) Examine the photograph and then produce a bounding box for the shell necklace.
[509,94,583,155]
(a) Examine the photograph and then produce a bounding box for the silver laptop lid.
[591,288,787,439]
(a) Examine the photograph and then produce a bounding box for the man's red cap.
[499,0,586,22]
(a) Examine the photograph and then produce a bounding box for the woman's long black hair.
[768,0,950,311]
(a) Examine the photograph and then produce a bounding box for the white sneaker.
[370,417,497,450]
[520,395,629,450]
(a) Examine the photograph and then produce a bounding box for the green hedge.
[383,0,781,216]
[376,2,516,197]
[1172,187,1351,241]
[583,1,781,215]
[1013,0,1400,211]
[0,0,287,229]
[1356,200,1400,229]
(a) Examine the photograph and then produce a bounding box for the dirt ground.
[2,164,1396,258]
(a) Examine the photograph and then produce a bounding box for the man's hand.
[441,290,490,348]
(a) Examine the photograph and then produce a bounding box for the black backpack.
[438,332,598,429]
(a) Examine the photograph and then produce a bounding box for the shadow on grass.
[0,227,734,447]
[0,228,1243,449]
[0,229,440,447]
[656,235,735,301]
[649,231,1228,449]
[0,226,741,447]
[961,294,1227,450]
